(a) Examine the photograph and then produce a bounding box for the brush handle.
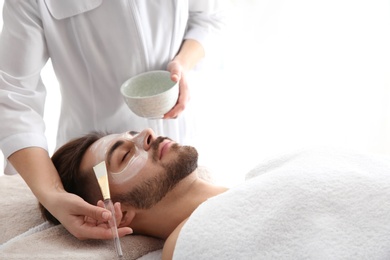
[104,199,123,258]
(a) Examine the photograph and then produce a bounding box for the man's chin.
[178,146,198,176]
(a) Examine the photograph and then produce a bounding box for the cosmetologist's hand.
[165,60,190,119]
[50,192,132,240]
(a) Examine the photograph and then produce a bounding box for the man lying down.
[40,128,390,259]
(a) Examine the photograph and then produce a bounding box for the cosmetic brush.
[93,161,123,258]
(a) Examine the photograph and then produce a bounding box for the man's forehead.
[92,134,121,149]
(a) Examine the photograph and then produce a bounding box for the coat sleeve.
[186,0,226,56]
[0,0,50,159]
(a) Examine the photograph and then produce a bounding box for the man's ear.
[119,209,136,228]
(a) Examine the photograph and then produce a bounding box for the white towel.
[174,147,390,259]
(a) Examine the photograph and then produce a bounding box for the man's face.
[80,129,198,209]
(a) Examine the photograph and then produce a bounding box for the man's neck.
[131,175,228,239]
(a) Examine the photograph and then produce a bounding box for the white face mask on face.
[89,132,149,184]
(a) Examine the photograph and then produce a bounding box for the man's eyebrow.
[107,140,125,166]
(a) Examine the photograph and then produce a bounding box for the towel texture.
[174,147,390,259]
[0,174,44,244]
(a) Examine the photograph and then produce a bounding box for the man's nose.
[134,128,156,151]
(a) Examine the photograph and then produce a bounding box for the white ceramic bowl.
[120,70,179,118]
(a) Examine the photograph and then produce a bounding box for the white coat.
[0,0,225,170]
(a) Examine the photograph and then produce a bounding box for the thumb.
[81,202,112,221]
[171,71,180,82]
[168,61,182,82]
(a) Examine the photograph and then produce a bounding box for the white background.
[1,0,390,187]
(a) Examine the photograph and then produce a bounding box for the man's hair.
[39,132,106,224]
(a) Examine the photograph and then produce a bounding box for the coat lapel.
[44,0,103,19]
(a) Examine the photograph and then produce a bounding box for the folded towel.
[1,224,163,260]
[0,174,163,260]
[174,147,390,259]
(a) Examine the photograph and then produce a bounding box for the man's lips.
[159,140,173,160]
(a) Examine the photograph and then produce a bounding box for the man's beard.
[115,137,198,209]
